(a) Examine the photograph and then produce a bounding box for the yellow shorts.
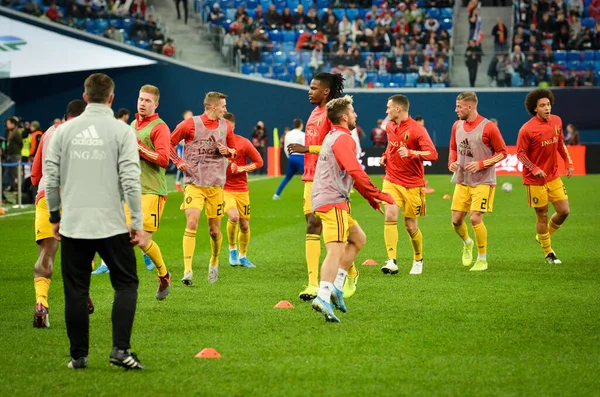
[303,182,313,215]
[125,194,166,232]
[34,196,54,242]
[382,180,426,218]
[315,207,359,244]
[224,190,251,218]
[451,184,495,213]
[526,178,568,208]
[181,185,224,219]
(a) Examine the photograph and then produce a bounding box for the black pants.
[256,146,267,174]
[175,0,188,24]
[468,66,478,87]
[61,233,138,359]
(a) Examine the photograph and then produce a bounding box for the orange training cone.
[195,348,221,358]
[362,259,378,266]
[442,194,451,200]
[273,300,294,309]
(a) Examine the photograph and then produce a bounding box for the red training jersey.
[135,113,171,169]
[517,114,573,185]
[169,113,236,165]
[449,115,507,170]
[225,135,264,192]
[382,116,438,188]
[302,105,332,182]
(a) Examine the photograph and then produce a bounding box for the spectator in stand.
[551,0,568,16]
[265,4,281,28]
[321,8,337,26]
[580,69,596,86]
[251,122,267,175]
[533,63,550,85]
[465,39,482,87]
[418,60,433,85]
[323,15,340,38]
[305,8,319,30]
[293,5,305,29]
[565,124,580,145]
[115,108,130,123]
[45,2,62,22]
[520,54,535,86]
[162,39,176,57]
[339,15,352,39]
[281,8,294,30]
[553,25,570,50]
[433,57,450,86]
[2,117,22,203]
[209,3,223,23]
[424,16,439,34]
[492,17,508,54]
[130,0,146,18]
[509,45,525,73]
[405,48,421,74]
[29,121,43,159]
[247,40,261,63]
[175,0,188,24]
[550,67,566,87]
[590,0,600,19]
[564,69,580,87]
[365,54,375,71]
[371,119,386,148]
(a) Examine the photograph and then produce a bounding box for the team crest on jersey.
[404,131,410,141]
[317,117,324,127]
[555,126,560,135]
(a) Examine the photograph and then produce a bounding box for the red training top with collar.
[135,113,171,169]
[302,105,332,182]
[31,121,68,204]
[225,134,264,192]
[382,116,438,188]
[517,114,573,185]
[315,126,391,212]
[169,113,236,165]
[449,114,507,169]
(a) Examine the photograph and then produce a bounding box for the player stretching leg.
[170,92,236,285]
[310,96,394,322]
[517,88,573,264]
[449,92,507,271]
[222,112,264,268]
[379,95,438,276]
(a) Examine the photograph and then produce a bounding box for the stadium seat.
[261,52,274,63]
[288,51,300,64]
[372,0,383,6]
[256,62,269,74]
[378,73,391,86]
[282,30,296,42]
[316,0,328,9]
[346,8,358,20]
[332,8,345,20]
[84,18,96,33]
[582,17,595,29]
[234,0,245,7]
[282,42,295,53]
[226,8,236,20]
[374,82,385,88]
[416,83,430,88]
[405,73,418,87]
[300,51,311,64]
[137,40,150,50]
[273,51,287,63]
[277,73,292,82]
[109,18,122,28]
[431,83,446,88]
[511,72,523,87]
[583,50,595,61]
[361,51,374,61]
[358,8,368,19]
[554,50,567,62]
[247,8,256,18]
[441,7,453,19]
[426,8,440,19]
[273,63,286,74]
[596,50,600,60]
[301,0,313,10]
[392,73,406,85]
[97,19,109,32]
[582,60,595,71]
[241,63,255,74]
[262,72,277,79]
[247,0,258,9]
[288,0,299,9]
[269,30,283,42]
[440,18,452,31]
[365,72,377,84]
[260,0,271,9]
[568,60,581,70]
[567,50,581,62]
[595,60,600,71]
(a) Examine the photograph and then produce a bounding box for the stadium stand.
[203,0,455,87]
[507,0,600,87]
[3,0,177,57]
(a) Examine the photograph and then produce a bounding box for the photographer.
[2,117,23,203]
[251,121,268,174]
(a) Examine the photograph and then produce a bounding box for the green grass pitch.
[1,174,599,396]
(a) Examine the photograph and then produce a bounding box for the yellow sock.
[548,219,561,237]
[408,228,423,261]
[537,232,553,256]
[453,221,470,242]
[306,233,321,287]
[183,228,196,274]
[34,277,51,308]
[472,223,487,256]
[347,263,357,278]
[209,234,222,266]
[238,229,250,255]
[384,221,398,260]
[141,241,168,277]
[227,220,239,249]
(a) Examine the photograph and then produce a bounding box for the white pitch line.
[0,176,276,219]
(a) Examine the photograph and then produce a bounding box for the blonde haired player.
[170,92,236,285]
[449,92,507,271]
[310,95,393,322]
[222,112,264,267]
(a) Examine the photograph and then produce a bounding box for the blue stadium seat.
[374,82,385,88]
[346,8,358,20]
[273,51,287,63]
[282,42,295,53]
[595,60,600,71]
[109,18,121,28]
[596,50,600,60]
[366,19,376,29]
[554,50,567,62]
[583,50,595,61]
[97,18,109,32]
[226,8,236,20]
[262,72,277,79]
[511,72,524,87]
[247,8,256,18]
[301,0,313,10]
[300,51,311,64]
[568,60,581,70]
[392,73,406,85]
[261,52,274,63]
[288,0,299,9]
[582,17,595,29]
[372,0,383,6]
[441,7,453,19]
[222,20,232,31]
[358,8,368,19]
[332,8,345,20]
[426,8,440,19]
[137,40,150,50]
[234,0,245,7]
[288,52,300,64]
[257,63,269,74]
[361,51,374,60]
[120,29,129,41]
[582,60,595,71]
[416,83,430,88]
[247,0,258,8]
[405,73,418,87]
[318,8,328,18]
[84,18,96,33]
[260,0,271,10]
[282,30,296,42]
[440,18,452,31]
[365,72,377,84]
[567,50,581,62]
[277,73,292,82]
[287,62,297,72]
[432,83,446,88]
[378,73,391,86]
[269,30,283,42]
[122,18,133,30]
[316,0,328,9]
[241,63,255,74]
[273,63,286,74]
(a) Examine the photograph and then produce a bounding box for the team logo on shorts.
[532,197,539,204]
[185,196,192,204]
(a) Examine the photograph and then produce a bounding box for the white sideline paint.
[0,176,275,218]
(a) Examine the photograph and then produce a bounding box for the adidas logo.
[71,126,104,146]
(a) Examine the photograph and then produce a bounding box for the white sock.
[101,260,107,267]
[464,237,473,245]
[317,281,333,303]
[239,254,246,259]
[230,247,237,252]
[478,253,487,261]
[334,269,347,290]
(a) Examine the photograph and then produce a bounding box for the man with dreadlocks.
[288,73,359,302]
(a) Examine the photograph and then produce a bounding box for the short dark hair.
[293,118,303,129]
[84,73,115,104]
[5,117,18,127]
[326,95,353,124]
[115,108,130,119]
[65,100,87,119]
[525,88,554,116]
[415,115,424,122]
[388,94,410,111]
[223,112,235,124]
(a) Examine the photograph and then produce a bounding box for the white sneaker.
[381,259,399,275]
[409,260,423,275]
[272,194,280,200]
[208,264,219,283]
[181,271,193,286]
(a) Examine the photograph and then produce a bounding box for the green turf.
[1,174,599,396]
